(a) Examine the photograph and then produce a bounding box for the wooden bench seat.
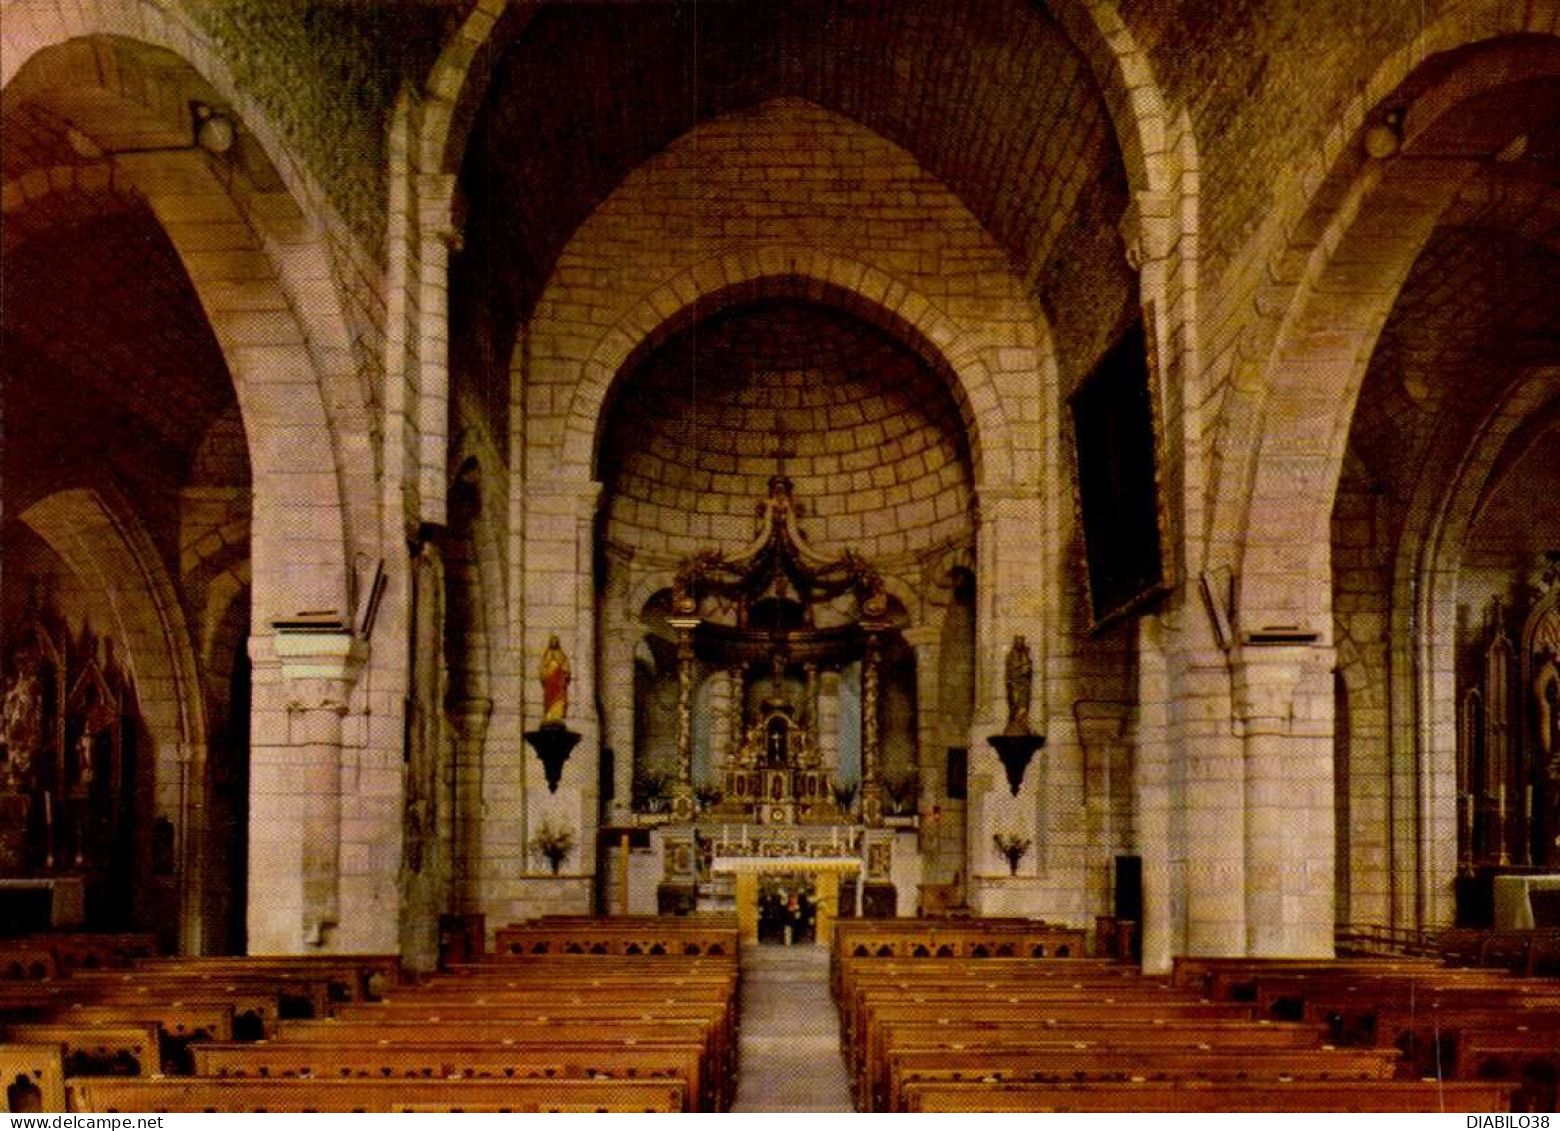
[131,955,399,1002]
[842,985,1222,1049]
[1371,1003,1560,1079]
[878,1045,1404,1112]
[274,1017,731,1108]
[855,1002,1261,1092]
[2,935,158,976]
[1,1043,66,1112]
[1455,1031,1560,1112]
[1172,956,1444,996]
[1,1022,158,1076]
[0,982,307,1040]
[0,949,57,983]
[1441,928,1560,976]
[898,1078,1516,1112]
[493,921,739,957]
[863,1023,1346,1109]
[2,1002,234,1073]
[865,1019,1341,1104]
[833,919,1089,963]
[325,1000,735,1065]
[68,1075,688,1113]
[190,1039,711,1108]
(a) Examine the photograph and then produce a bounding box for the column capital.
[269,629,369,709]
[1231,642,1336,732]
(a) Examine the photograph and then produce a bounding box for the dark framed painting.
[1068,317,1170,630]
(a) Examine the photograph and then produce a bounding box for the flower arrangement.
[832,779,859,813]
[694,783,724,812]
[530,820,575,874]
[992,831,1032,876]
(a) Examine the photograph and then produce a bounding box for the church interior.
[3,0,1560,1113]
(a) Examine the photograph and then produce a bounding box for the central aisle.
[731,944,856,1112]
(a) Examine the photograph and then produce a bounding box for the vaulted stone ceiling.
[1340,66,1560,541]
[600,298,973,563]
[2,206,239,509]
[1344,225,1560,544]
[456,0,1133,332]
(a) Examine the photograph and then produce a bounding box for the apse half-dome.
[599,298,974,564]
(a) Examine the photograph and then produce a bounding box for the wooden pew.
[0,1043,65,1113]
[2,1002,234,1074]
[191,1039,709,1107]
[131,954,400,1002]
[273,1018,730,1110]
[881,1045,1403,1112]
[492,920,739,957]
[1442,928,1560,976]
[1455,1030,1560,1113]
[854,1000,1260,1096]
[68,1076,687,1113]
[1171,955,1445,996]
[866,1018,1342,1107]
[0,981,308,1041]
[1,935,158,975]
[1,1022,158,1076]
[0,949,56,983]
[833,918,1089,962]
[898,1078,1517,1112]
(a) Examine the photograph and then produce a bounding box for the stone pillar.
[1135,616,1181,972]
[414,172,460,528]
[1180,638,1247,958]
[598,544,636,821]
[1235,643,1336,956]
[965,490,1048,911]
[248,630,367,951]
[447,697,492,910]
[1075,700,1133,925]
[904,626,941,808]
[513,480,600,914]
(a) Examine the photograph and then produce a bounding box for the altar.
[641,476,911,924]
[710,854,860,946]
[1493,874,1560,928]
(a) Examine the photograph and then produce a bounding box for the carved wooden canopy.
[670,475,888,628]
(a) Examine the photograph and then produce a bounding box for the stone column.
[1180,637,1247,958]
[965,490,1048,910]
[447,697,492,910]
[598,544,636,821]
[512,479,600,913]
[1135,615,1181,972]
[1075,699,1133,924]
[1236,642,1336,956]
[248,630,367,951]
[903,626,941,806]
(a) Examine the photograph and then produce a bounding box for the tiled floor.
[730,943,856,1112]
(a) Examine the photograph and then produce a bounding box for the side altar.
[639,476,913,930]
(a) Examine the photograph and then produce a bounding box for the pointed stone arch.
[19,485,210,948]
[1228,30,1560,634]
[2,40,368,623]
